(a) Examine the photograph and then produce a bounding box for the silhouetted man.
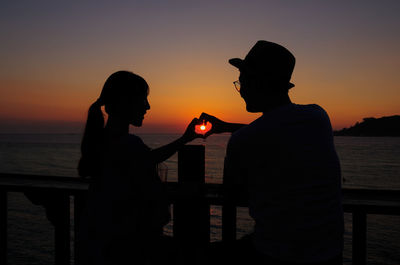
[203,40,344,265]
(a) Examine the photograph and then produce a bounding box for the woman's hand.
[181,118,203,143]
[150,118,203,164]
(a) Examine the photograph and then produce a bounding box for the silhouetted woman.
[77,71,200,265]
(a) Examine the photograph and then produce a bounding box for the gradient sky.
[1,0,399,133]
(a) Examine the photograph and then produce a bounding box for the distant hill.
[334,115,400,136]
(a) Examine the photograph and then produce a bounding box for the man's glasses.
[233,80,241,92]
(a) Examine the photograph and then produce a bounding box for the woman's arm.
[150,118,201,164]
[149,113,247,164]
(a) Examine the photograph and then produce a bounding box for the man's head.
[229,40,295,112]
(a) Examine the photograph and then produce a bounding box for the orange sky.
[1,1,399,133]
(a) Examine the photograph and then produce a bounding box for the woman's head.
[99,71,150,127]
[78,71,149,177]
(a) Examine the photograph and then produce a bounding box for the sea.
[0,133,399,265]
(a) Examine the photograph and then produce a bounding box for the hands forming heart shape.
[194,120,212,135]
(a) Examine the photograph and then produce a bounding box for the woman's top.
[78,134,169,265]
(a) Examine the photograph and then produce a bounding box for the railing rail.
[1,145,400,265]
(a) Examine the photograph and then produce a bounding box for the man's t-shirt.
[224,103,344,263]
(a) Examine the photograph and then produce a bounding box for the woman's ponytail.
[78,99,105,178]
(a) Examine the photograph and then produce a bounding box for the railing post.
[74,192,87,265]
[0,191,7,265]
[54,195,70,265]
[353,210,367,265]
[174,145,209,261]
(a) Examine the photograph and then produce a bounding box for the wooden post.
[353,210,367,265]
[0,191,7,265]
[74,193,87,265]
[174,145,209,260]
[54,195,70,265]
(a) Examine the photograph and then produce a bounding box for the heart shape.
[195,121,212,135]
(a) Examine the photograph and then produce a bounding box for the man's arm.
[199,113,247,138]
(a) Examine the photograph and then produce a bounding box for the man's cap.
[229,40,295,89]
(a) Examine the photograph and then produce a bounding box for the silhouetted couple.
[77,40,344,265]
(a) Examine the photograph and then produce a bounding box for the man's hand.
[199,113,229,138]
[199,112,247,138]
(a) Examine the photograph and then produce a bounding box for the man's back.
[225,103,344,263]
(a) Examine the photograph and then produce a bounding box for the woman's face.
[105,90,150,127]
[128,93,150,127]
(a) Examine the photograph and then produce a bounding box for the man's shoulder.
[228,115,268,149]
[281,103,330,124]
[229,126,248,147]
[296,103,328,115]
[230,117,262,140]
[285,103,323,114]
[228,104,330,143]
[300,104,331,123]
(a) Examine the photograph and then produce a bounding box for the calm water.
[0,133,399,264]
